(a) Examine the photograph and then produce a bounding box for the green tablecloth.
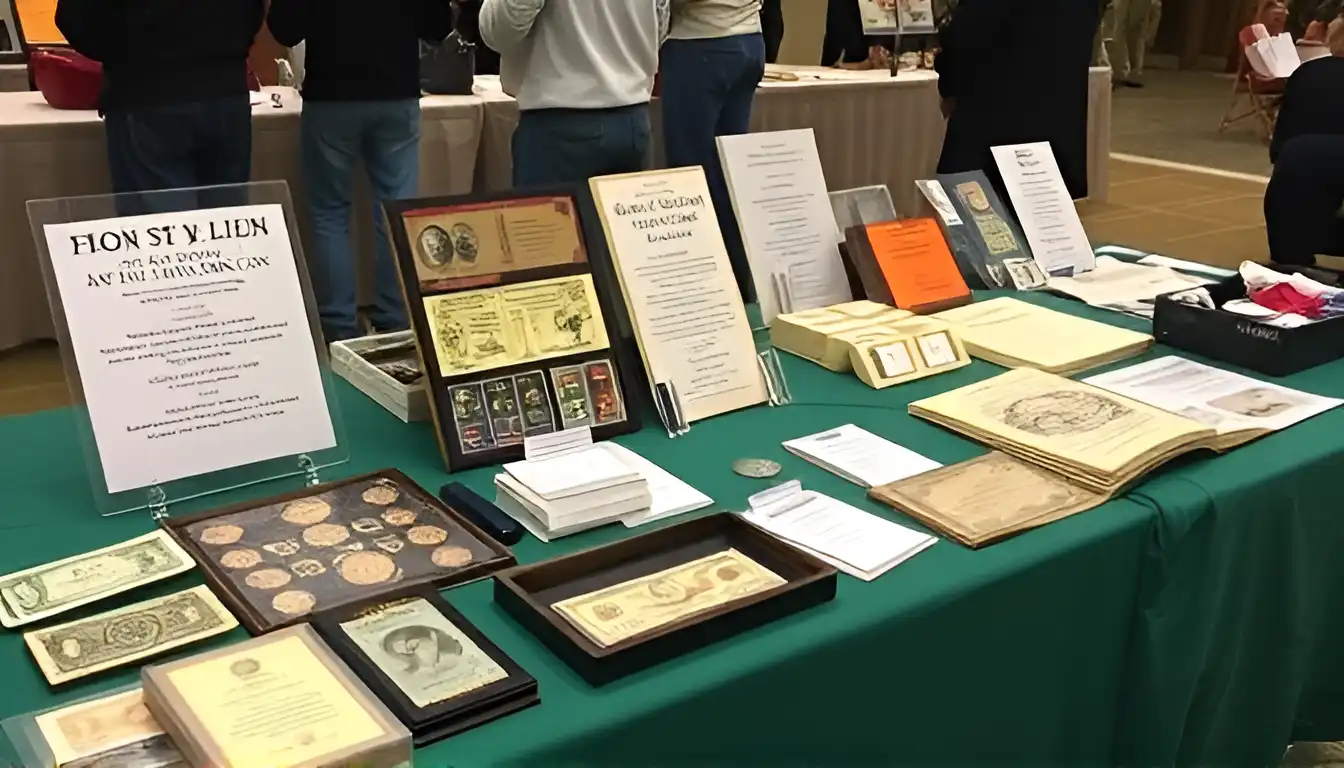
[0,293,1340,767]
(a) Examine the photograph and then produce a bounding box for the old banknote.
[63,734,186,768]
[25,585,237,686]
[0,531,195,628]
[35,688,170,767]
[551,549,787,648]
[341,597,508,709]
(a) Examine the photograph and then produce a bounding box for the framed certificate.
[313,587,538,746]
[385,187,642,472]
[142,625,412,768]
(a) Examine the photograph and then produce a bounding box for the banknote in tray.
[24,585,238,686]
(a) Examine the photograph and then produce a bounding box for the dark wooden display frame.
[0,0,27,65]
[385,185,643,473]
[494,513,837,686]
[160,469,516,635]
[312,586,538,747]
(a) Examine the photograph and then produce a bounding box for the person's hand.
[940,97,955,119]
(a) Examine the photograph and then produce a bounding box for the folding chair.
[1218,25,1287,143]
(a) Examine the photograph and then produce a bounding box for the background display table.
[0,64,25,93]
[0,293,1337,768]
[0,87,484,351]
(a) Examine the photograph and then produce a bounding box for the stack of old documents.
[908,367,1217,495]
[933,296,1152,376]
[770,300,912,371]
[494,445,652,541]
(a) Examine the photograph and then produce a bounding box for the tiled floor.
[0,155,1275,419]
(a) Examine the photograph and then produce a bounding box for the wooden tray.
[161,469,516,635]
[312,587,538,747]
[494,513,837,686]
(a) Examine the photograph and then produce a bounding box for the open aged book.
[933,297,1152,376]
[908,367,1218,495]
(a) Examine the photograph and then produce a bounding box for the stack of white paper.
[604,444,714,528]
[494,446,651,542]
[744,482,936,581]
[783,424,941,487]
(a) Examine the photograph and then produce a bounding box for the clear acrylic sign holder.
[28,180,350,519]
[652,332,793,439]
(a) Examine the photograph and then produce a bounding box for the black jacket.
[268,0,453,101]
[56,0,263,110]
[935,0,1102,201]
[1271,56,1344,164]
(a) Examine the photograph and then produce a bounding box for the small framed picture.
[871,340,916,378]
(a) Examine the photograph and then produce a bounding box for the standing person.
[268,0,452,342]
[661,0,765,300]
[453,0,501,74]
[935,0,1101,202]
[761,0,785,63]
[821,0,895,70]
[480,0,669,187]
[1107,0,1160,87]
[1269,16,1344,164]
[55,0,264,194]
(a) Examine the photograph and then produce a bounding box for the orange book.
[16,0,66,45]
[843,218,971,314]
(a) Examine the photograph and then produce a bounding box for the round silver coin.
[732,458,782,479]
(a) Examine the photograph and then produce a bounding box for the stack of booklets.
[908,367,1218,495]
[495,445,652,541]
[770,300,912,371]
[933,297,1153,376]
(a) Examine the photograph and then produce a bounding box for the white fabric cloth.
[479,0,667,111]
[669,0,762,39]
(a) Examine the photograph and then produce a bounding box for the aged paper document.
[165,634,386,767]
[716,129,851,324]
[909,367,1215,493]
[0,531,194,628]
[340,597,508,709]
[36,689,167,767]
[422,274,609,378]
[934,297,1152,375]
[870,452,1107,547]
[590,168,768,422]
[25,586,238,686]
[552,549,786,647]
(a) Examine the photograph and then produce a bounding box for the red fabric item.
[1251,282,1326,317]
[28,49,103,110]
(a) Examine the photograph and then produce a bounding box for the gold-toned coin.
[280,498,332,526]
[198,524,244,546]
[431,545,474,568]
[361,483,400,506]
[382,508,417,526]
[407,525,448,546]
[219,549,261,569]
[245,568,291,590]
[272,590,317,616]
[302,523,349,548]
[336,551,398,586]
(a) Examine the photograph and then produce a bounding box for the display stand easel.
[28,181,349,519]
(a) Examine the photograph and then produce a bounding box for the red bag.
[28,48,103,110]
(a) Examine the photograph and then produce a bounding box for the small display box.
[330,331,430,423]
[494,513,837,686]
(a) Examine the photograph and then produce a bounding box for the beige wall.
[778,0,829,66]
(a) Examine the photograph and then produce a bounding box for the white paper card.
[601,444,714,527]
[916,332,958,368]
[503,445,637,499]
[991,142,1095,276]
[717,129,852,324]
[874,341,916,378]
[43,204,336,493]
[523,426,593,461]
[783,424,941,487]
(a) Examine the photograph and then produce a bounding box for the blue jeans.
[104,96,252,213]
[660,34,766,302]
[512,104,650,187]
[301,99,420,342]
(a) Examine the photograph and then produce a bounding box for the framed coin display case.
[160,469,515,635]
[493,513,838,686]
[385,186,643,473]
[313,587,538,747]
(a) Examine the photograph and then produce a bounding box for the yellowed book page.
[551,548,787,648]
[36,689,165,767]
[934,297,1151,370]
[590,169,768,422]
[909,368,1212,477]
[422,274,609,379]
[166,634,385,768]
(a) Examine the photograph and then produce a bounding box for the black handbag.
[420,31,475,95]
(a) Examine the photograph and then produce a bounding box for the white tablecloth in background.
[0,87,483,350]
[0,64,26,93]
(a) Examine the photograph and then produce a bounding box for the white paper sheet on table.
[991,142,1095,277]
[1047,256,1214,317]
[602,443,714,527]
[783,424,941,487]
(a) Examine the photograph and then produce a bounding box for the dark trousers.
[1266,134,1344,267]
[660,33,766,302]
[761,0,784,63]
[512,104,650,187]
[104,96,252,196]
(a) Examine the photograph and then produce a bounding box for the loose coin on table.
[732,458,782,479]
